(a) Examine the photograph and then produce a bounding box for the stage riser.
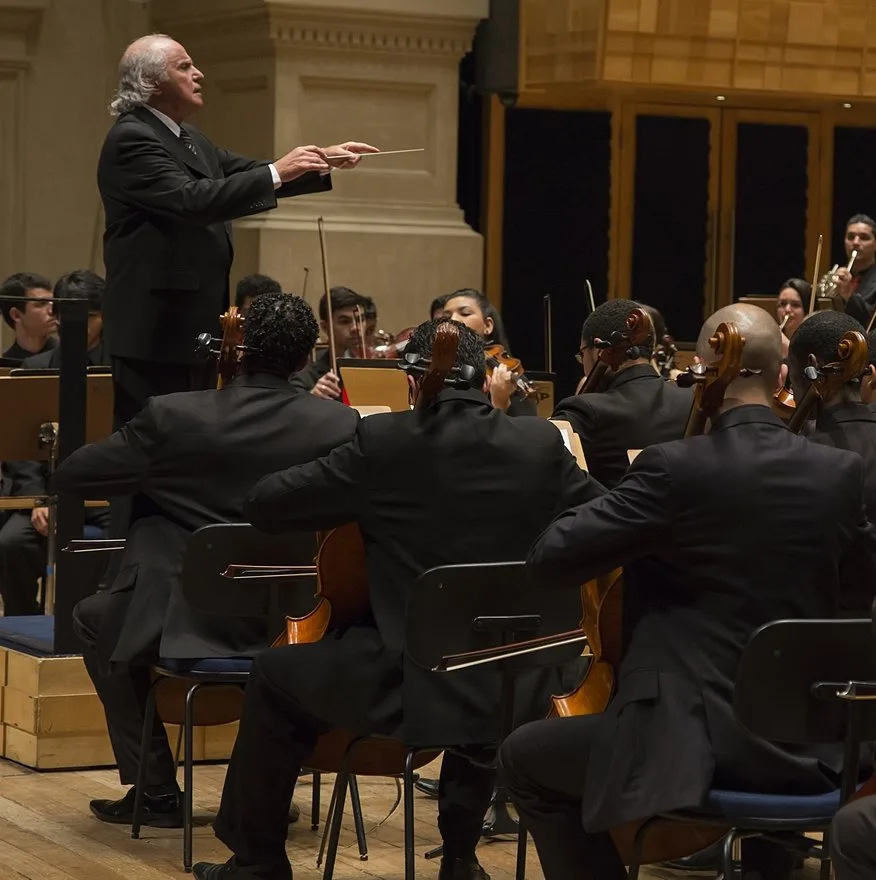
[0,647,239,770]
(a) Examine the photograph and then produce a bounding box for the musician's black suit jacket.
[842,264,876,329]
[528,404,876,832]
[50,372,359,664]
[810,400,876,610]
[243,387,605,746]
[551,364,693,488]
[97,107,331,364]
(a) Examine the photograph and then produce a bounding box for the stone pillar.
[151,0,488,333]
[0,0,46,350]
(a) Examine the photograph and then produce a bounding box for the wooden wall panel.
[523,0,876,99]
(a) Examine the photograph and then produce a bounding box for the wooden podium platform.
[0,620,238,771]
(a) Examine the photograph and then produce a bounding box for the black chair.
[318,560,585,880]
[130,524,368,872]
[627,618,876,880]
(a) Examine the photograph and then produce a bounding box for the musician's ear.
[862,365,876,405]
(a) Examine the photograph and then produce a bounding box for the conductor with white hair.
[98,34,377,424]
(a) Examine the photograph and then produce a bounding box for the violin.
[195,306,246,390]
[484,343,541,401]
[652,333,678,379]
[577,307,651,395]
[787,330,869,434]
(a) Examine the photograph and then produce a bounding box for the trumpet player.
[831,214,876,327]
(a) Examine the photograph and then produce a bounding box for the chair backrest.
[734,618,876,745]
[405,561,584,674]
[180,523,319,620]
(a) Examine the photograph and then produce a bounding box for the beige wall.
[0,0,149,350]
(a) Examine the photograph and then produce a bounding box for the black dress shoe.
[192,857,291,880]
[89,785,183,828]
[289,800,300,823]
[438,856,491,880]
[414,776,440,799]
[662,839,723,871]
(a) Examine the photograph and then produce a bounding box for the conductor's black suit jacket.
[50,372,359,664]
[243,388,605,746]
[528,405,876,832]
[97,107,331,364]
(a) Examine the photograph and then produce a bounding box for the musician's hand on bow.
[834,267,855,301]
[274,145,331,182]
[323,142,380,169]
[31,506,49,537]
[311,371,342,400]
[486,363,515,411]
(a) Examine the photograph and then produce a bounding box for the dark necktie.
[179,129,199,157]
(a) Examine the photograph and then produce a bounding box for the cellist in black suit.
[50,294,359,829]
[98,33,377,425]
[552,299,692,488]
[193,318,605,880]
[500,303,876,880]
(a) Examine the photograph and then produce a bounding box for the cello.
[549,323,751,863]
[786,329,869,434]
[577,307,652,395]
[195,306,246,389]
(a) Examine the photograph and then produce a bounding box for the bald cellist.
[500,303,876,880]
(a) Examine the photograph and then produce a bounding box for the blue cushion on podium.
[0,615,54,655]
[156,657,253,676]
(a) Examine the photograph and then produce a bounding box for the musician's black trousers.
[831,796,876,879]
[499,717,796,880]
[214,650,496,878]
[73,591,176,788]
[0,512,43,616]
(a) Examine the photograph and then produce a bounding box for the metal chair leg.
[515,820,528,880]
[311,770,321,831]
[722,830,741,880]
[183,682,204,873]
[349,776,368,860]
[322,772,350,880]
[404,750,416,880]
[131,678,160,839]
[819,827,832,880]
[317,772,342,868]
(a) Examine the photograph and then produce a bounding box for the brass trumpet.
[816,249,858,298]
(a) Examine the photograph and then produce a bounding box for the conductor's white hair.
[109,34,172,116]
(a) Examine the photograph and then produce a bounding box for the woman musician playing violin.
[440,288,540,416]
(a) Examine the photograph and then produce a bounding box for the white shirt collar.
[143,104,181,138]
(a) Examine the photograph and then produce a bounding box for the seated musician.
[0,270,109,616]
[234,273,282,316]
[499,303,876,880]
[776,278,810,340]
[289,285,371,400]
[0,271,58,362]
[832,214,876,328]
[192,318,605,880]
[49,293,359,827]
[552,299,692,489]
[440,288,537,416]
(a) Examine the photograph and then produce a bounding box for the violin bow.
[316,217,338,376]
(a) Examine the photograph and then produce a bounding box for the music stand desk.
[337,358,410,413]
[0,373,113,462]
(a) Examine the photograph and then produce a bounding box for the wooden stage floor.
[0,756,822,879]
